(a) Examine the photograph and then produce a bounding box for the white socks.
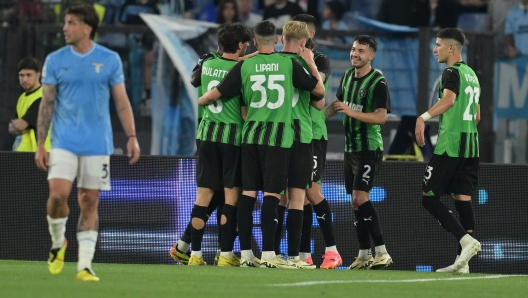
[47,216,67,249]
[220,251,234,259]
[300,252,312,260]
[191,250,202,258]
[375,245,387,254]
[241,249,255,260]
[77,231,98,271]
[261,251,276,260]
[459,234,474,247]
[325,246,338,253]
[358,249,372,260]
[177,240,190,252]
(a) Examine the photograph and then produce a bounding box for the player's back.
[240,53,296,148]
[436,62,480,158]
[197,56,244,145]
[42,44,124,155]
[277,51,313,144]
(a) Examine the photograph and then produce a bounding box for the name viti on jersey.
[348,102,363,112]
[255,63,279,72]
[203,66,229,78]
[464,73,478,84]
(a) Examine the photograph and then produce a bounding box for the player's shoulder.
[46,46,71,61]
[313,50,329,60]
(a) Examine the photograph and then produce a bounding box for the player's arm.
[324,70,347,118]
[199,60,243,106]
[416,68,459,146]
[240,96,247,120]
[476,104,481,125]
[291,58,324,99]
[239,51,259,61]
[297,49,325,97]
[35,84,56,171]
[334,79,390,125]
[314,53,331,84]
[191,52,216,87]
[8,119,27,135]
[112,83,140,164]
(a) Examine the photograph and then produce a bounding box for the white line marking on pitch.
[270,275,528,287]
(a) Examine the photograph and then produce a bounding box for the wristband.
[420,112,432,121]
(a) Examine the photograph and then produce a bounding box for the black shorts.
[422,154,479,197]
[344,150,383,194]
[288,142,313,189]
[242,144,289,194]
[312,138,328,184]
[196,141,242,190]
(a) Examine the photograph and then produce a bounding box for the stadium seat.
[457,13,488,32]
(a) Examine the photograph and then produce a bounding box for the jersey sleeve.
[441,67,461,96]
[314,54,331,83]
[191,52,217,87]
[109,52,125,86]
[21,98,42,129]
[291,58,318,92]
[216,60,243,98]
[41,55,57,85]
[373,79,391,113]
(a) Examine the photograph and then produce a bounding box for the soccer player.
[184,22,252,266]
[415,28,481,273]
[35,4,140,282]
[9,57,51,152]
[325,35,393,270]
[291,13,343,270]
[199,20,325,268]
[276,20,324,269]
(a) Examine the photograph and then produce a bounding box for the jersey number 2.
[463,86,480,121]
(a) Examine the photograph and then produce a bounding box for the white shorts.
[48,148,111,191]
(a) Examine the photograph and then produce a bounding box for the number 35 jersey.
[217,53,319,148]
[435,62,480,158]
[197,56,244,145]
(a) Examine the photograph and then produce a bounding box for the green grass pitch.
[1,260,526,298]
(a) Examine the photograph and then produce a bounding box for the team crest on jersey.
[92,63,104,73]
[359,88,366,98]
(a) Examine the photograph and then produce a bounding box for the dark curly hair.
[354,35,378,52]
[218,22,252,53]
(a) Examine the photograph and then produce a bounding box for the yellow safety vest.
[15,86,51,152]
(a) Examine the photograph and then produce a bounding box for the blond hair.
[282,21,310,43]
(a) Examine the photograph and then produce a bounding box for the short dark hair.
[291,14,318,28]
[65,4,99,40]
[18,57,41,73]
[354,35,378,52]
[437,28,466,46]
[254,20,276,38]
[218,23,252,53]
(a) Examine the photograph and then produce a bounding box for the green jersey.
[278,52,313,144]
[196,56,244,145]
[192,52,220,124]
[310,51,331,141]
[216,53,319,148]
[435,62,480,158]
[336,68,391,152]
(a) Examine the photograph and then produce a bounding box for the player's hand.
[127,137,140,165]
[415,117,426,147]
[35,145,49,172]
[333,101,352,117]
[198,96,208,106]
[299,46,314,62]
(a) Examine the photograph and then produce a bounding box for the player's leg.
[299,197,312,264]
[218,144,241,267]
[307,139,341,269]
[46,148,77,275]
[189,141,221,265]
[352,150,391,269]
[74,154,111,281]
[285,143,314,269]
[214,190,225,265]
[170,193,223,265]
[422,155,480,272]
[344,152,373,270]
[260,145,296,269]
[238,144,261,267]
[274,193,288,259]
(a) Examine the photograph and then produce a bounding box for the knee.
[78,192,99,211]
[191,205,209,230]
